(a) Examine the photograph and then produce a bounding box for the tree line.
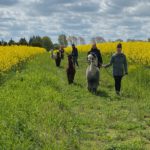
[0,35,86,51]
[1,35,150,51]
[0,36,54,51]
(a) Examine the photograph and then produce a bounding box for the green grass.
[0,53,150,150]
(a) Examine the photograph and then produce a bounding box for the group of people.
[54,44,79,67]
[55,43,128,95]
[72,43,128,95]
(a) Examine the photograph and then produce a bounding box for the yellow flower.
[65,42,150,65]
[0,46,45,72]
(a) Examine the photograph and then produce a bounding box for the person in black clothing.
[55,51,61,67]
[88,43,103,68]
[59,45,65,59]
[71,44,79,67]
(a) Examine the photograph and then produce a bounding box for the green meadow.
[0,53,150,150]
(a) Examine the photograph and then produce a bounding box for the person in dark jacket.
[55,51,61,67]
[88,43,103,68]
[59,45,65,59]
[103,43,128,95]
[71,44,79,67]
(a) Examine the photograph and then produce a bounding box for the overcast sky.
[0,0,150,43]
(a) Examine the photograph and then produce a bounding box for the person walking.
[103,43,128,95]
[88,43,103,68]
[59,45,65,59]
[71,44,79,67]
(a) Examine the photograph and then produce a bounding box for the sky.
[0,0,150,43]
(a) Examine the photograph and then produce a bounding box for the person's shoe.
[116,91,120,95]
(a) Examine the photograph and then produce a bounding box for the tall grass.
[0,53,150,150]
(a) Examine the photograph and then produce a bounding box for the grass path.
[0,53,150,150]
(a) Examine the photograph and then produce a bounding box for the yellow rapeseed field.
[0,46,45,72]
[65,42,150,65]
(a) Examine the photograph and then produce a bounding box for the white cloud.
[0,0,150,42]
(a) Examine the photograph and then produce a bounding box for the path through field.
[0,53,150,150]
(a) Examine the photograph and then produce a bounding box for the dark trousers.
[73,57,79,67]
[55,58,61,67]
[114,76,123,92]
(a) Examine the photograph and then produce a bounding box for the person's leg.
[114,76,120,94]
[98,62,100,68]
[61,53,64,59]
[76,58,79,67]
[55,59,59,67]
[114,76,117,91]
[118,76,123,92]
[58,58,61,67]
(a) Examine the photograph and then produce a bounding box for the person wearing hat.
[103,43,128,95]
[71,44,79,67]
[87,43,103,68]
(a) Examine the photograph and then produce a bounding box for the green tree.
[53,43,60,49]
[42,36,53,51]
[29,36,42,47]
[2,40,7,46]
[8,38,15,46]
[19,38,28,45]
[58,34,68,47]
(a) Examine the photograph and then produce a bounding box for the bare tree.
[67,36,78,45]
[127,39,135,42]
[91,36,105,44]
[72,36,78,45]
[67,36,73,45]
[78,37,85,45]
[115,39,123,42]
[58,34,68,47]
[91,37,96,44]
[95,36,105,43]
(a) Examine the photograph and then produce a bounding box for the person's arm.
[124,55,128,74]
[103,56,114,68]
[99,52,103,64]
[87,51,91,62]
[76,48,78,57]
[87,50,91,55]
[99,54,103,68]
[97,51,103,67]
